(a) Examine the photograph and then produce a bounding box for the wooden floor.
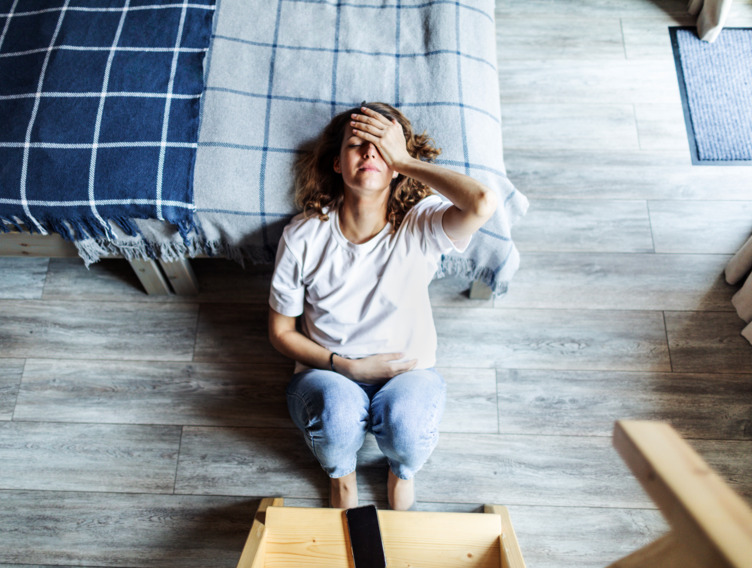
[2,1,752,567]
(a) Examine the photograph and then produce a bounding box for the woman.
[268,102,496,510]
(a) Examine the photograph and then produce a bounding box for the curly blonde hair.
[295,102,441,230]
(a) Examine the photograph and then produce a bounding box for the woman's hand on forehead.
[349,107,412,170]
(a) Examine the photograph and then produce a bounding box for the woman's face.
[333,125,397,196]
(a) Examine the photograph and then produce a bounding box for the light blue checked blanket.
[13,0,529,295]
[0,0,216,244]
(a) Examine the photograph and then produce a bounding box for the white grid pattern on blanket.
[0,0,215,241]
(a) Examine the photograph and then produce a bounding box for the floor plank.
[0,491,257,568]
[502,103,640,150]
[498,59,680,105]
[634,103,689,151]
[504,148,752,200]
[621,15,694,59]
[434,307,671,371]
[43,258,273,304]
[496,369,752,439]
[512,199,654,253]
[0,422,181,493]
[174,426,649,508]
[495,0,691,18]
[193,303,289,364]
[0,359,24,421]
[666,311,752,373]
[506,505,667,568]
[174,426,327,498]
[0,301,198,361]
[496,15,625,60]
[0,258,48,300]
[13,359,292,428]
[496,252,735,311]
[649,200,752,254]
[361,433,651,509]
[440,367,499,434]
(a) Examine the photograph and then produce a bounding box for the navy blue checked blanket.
[0,0,215,243]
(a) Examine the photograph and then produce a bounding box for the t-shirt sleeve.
[269,231,305,317]
[410,196,472,255]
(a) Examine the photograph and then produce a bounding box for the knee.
[289,379,368,440]
[379,394,443,455]
[318,400,367,440]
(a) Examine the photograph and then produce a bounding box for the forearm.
[270,326,332,370]
[268,309,416,382]
[397,157,496,217]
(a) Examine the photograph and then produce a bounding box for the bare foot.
[330,471,358,509]
[387,470,414,510]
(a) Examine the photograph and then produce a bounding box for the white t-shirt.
[269,195,470,371]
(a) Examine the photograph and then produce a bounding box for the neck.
[339,191,389,244]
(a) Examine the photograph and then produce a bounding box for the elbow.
[473,186,497,222]
[268,309,292,354]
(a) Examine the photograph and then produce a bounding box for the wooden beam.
[159,258,199,295]
[485,505,526,568]
[607,533,700,568]
[236,497,284,568]
[613,420,752,568]
[470,280,493,300]
[128,259,171,295]
[0,231,78,258]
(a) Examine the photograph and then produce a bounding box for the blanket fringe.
[4,214,518,296]
[72,237,516,296]
[1,214,140,242]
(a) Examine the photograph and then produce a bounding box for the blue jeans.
[286,368,446,480]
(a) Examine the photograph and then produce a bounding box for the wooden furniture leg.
[127,258,171,295]
[159,258,199,295]
[237,497,284,568]
[484,505,526,568]
[470,280,493,300]
[608,420,752,568]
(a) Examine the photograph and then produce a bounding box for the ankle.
[330,472,358,508]
[387,470,415,511]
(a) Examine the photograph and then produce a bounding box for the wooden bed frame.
[0,230,199,295]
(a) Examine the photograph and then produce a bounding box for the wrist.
[330,352,349,377]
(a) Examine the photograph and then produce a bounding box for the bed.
[0,0,528,296]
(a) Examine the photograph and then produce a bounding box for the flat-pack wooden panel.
[248,506,510,568]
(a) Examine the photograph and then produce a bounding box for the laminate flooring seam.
[189,305,201,362]
[171,427,186,496]
[662,311,675,373]
[7,359,26,422]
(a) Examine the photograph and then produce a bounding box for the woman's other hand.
[336,352,417,383]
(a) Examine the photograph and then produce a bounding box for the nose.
[361,142,377,158]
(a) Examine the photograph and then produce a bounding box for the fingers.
[357,106,391,126]
[350,107,396,137]
[380,353,417,377]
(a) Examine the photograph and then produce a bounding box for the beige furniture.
[689,0,735,42]
[608,420,752,568]
[236,499,525,568]
[726,234,752,345]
